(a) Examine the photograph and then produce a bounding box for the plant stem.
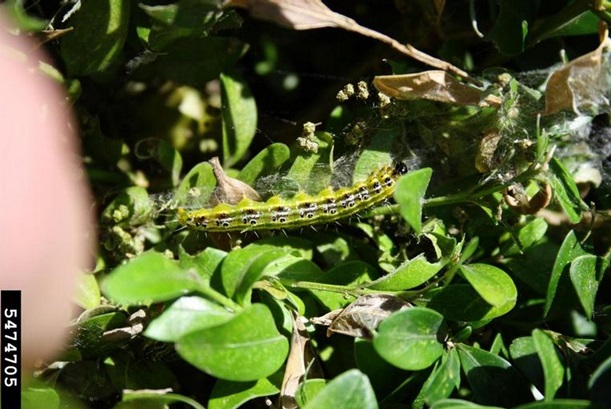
[282,279,419,299]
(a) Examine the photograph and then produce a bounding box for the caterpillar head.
[393,162,408,176]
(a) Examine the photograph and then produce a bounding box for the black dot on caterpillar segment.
[358,186,370,200]
[373,181,382,194]
[384,176,394,187]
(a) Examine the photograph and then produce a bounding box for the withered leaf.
[313,294,412,339]
[374,71,496,106]
[208,156,261,206]
[545,28,611,115]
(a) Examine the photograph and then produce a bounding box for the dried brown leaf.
[374,70,490,106]
[208,156,261,206]
[545,27,611,115]
[280,315,321,409]
[313,294,411,339]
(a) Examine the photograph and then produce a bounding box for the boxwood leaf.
[101,187,154,227]
[302,369,378,409]
[427,284,513,324]
[367,254,445,291]
[544,230,589,317]
[589,354,611,407]
[176,303,288,382]
[374,307,445,371]
[457,344,531,406]
[208,370,282,409]
[238,143,291,186]
[144,296,234,342]
[569,254,608,318]
[354,338,408,398]
[174,161,215,206]
[221,71,257,167]
[430,399,504,408]
[458,263,517,309]
[60,0,130,76]
[394,168,433,234]
[119,391,205,409]
[548,157,585,224]
[509,336,543,392]
[513,400,594,409]
[532,329,564,400]
[74,273,101,310]
[423,348,461,405]
[295,379,327,407]
[219,245,292,304]
[103,252,200,305]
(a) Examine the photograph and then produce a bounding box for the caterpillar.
[177,162,408,232]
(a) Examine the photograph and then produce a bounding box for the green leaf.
[144,296,234,342]
[101,187,154,227]
[156,139,183,187]
[153,37,247,87]
[287,132,334,193]
[487,0,538,56]
[175,303,288,381]
[374,307,445,371]
[503,218,548,255]
[1,0,49,32]
[548,158,585,224]
[458,263,517,309]
[74,273,101,310]
[513,400,594,409]
[174,161,215,206]
[354,339,408,398]
[544,230,589,316]
[427,284,513,324]
[221,71,257,167]
[178,246,227,281]
[302,369,378,409]
[250,235,314,260]
[532,330,564,400]
[22,386,60,409]
[504,241,557,295]
[103,252,199,305]
[540,11,600,40]
[509,337,544,392]
[118,392,206,409]
[219,245,290,304]
[431,399,504,409]
[352,127,398,183]
[61,0,130,76]
[296,379,327,407]
[457,344,531,406]
[394,168,433,234]
[208,371,282,409]
[71,311,129,359]
[238,143,291,185]
[569,254,608,318]
[367,254,445,290]
[589,354,611,407]
[423,348,461,405]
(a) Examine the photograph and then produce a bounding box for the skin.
[0,13,95,371]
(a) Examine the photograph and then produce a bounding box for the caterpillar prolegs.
[177,162,408,232]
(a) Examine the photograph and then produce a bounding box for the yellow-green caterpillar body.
[177,162,407,232]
